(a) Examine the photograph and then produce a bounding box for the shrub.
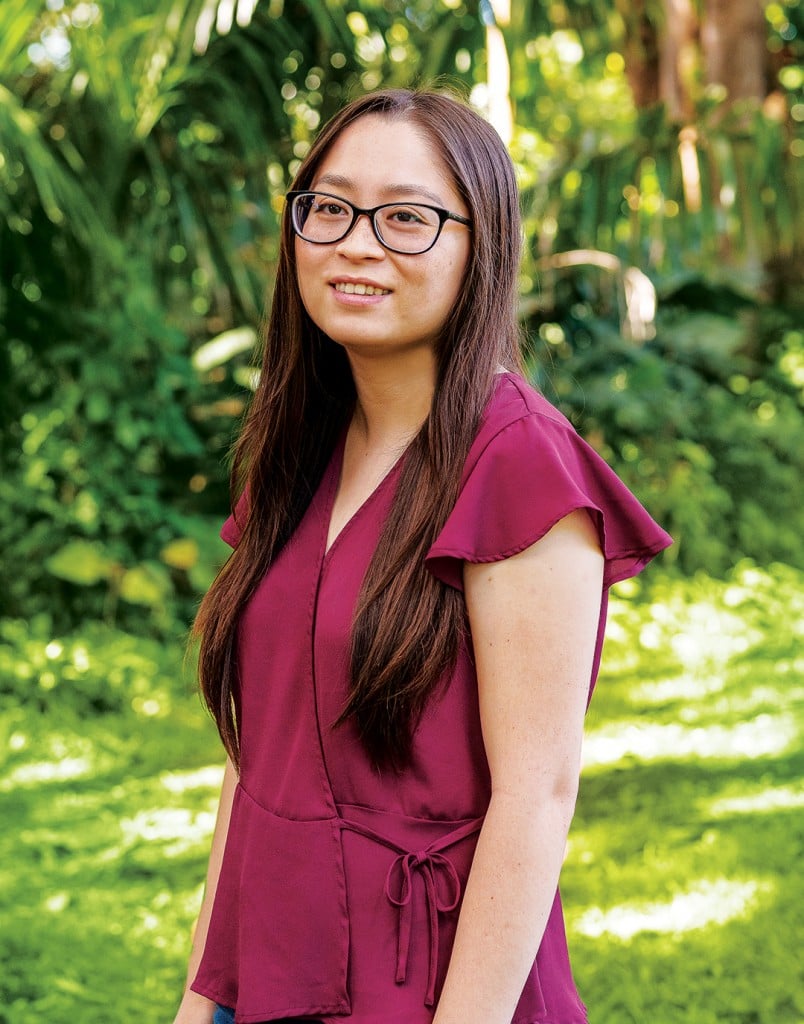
[525,281,804,575]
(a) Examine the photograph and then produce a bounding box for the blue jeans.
[214,1008,323,1024]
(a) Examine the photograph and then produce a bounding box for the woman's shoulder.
[425,370,673,592]
[486,370,571,424]
[468,371,575,467]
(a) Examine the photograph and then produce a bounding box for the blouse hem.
[190,981,350,1023]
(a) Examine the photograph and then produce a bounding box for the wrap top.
[191,372,672,1023]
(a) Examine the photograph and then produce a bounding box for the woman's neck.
[347,347,436,453]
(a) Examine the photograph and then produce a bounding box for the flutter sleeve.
[425,409,672,592]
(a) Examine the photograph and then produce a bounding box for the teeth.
[334,282,390,295]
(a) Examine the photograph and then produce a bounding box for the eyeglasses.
[287,190,471,255]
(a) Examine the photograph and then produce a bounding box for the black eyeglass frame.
[286,190,472,255]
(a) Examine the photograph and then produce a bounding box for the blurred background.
[1,1,802,1022]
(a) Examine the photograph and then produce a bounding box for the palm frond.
[0,83,110,246]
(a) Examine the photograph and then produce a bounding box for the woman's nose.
[334,213,385,257]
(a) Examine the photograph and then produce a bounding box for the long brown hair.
[195,89,523,767]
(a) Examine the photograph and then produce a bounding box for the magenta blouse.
[191,372,672,1024]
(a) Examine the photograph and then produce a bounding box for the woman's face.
[294,114,471,361]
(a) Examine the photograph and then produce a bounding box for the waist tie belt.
[339,815,484,1007]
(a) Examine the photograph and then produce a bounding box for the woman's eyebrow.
[314,172,448,207]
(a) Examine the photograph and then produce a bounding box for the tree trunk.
[617,0,661,109]
[618,0,698,118]
[658,0,699,121]
[701,0,767,105]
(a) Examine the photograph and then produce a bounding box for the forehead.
[311,114,460,205]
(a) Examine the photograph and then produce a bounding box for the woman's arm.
[432,509,604,1024]
[172,756,239,1024]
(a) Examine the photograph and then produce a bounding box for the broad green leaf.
[160,537,200,570]
[192,327,257,371]
[119,563,173,606]
[45,542,116,586]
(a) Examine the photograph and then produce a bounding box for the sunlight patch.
[630,674,727,704]
[708,785,804,816]
[3,756,92,789]
[575,878,766,939]
[709,684,804,717]
[160,765,225,793]
[120,807,216,856]
[582,713,796,767]
[653,601,761,666]
[44,891,70,914]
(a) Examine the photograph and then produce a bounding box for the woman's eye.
[313,200,349,217]
[388,207,426,225]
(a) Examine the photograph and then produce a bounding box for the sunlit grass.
[563,564,804,1024]
[0,564,802,1023]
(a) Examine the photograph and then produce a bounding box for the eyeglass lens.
[291,193,443,253]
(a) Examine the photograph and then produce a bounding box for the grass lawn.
[1,564,802,1024]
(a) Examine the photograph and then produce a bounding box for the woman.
[172,89,671,1024]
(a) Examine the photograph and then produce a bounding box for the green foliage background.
[1,1,803,1022]
[1,0,802,626]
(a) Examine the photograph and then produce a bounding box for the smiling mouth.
[333,282,391,296]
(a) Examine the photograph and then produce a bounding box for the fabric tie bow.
[384,849,462,1007]
[339,814,484,1008]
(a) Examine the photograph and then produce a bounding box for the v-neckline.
[322,428,406,562]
